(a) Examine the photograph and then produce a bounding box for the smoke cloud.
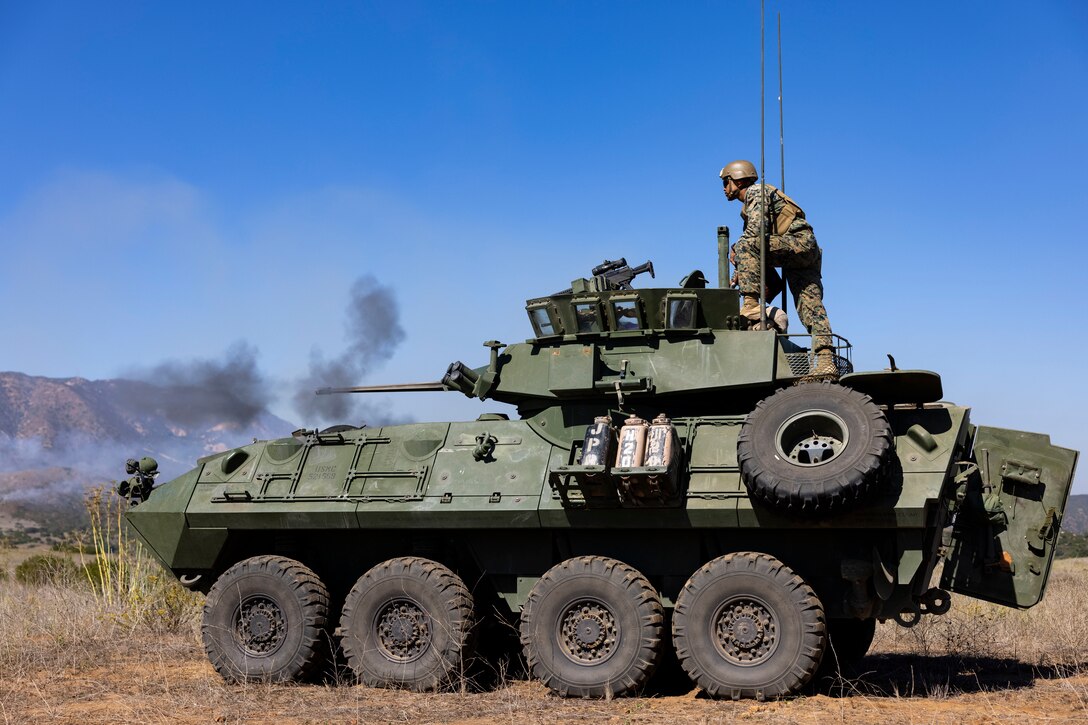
[0,275,411,521]
[0,434,128,501]
[293,275,407,425]
[123,342,269,428]
[115,275,410,429]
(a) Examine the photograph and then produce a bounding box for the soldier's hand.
[729,271,739,288]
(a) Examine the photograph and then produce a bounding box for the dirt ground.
[4,647,1088,724]
[3,558,1088,724]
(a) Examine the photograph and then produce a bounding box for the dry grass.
[2,559,1088,723]
[874,560,1088,670]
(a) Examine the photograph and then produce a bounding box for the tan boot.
[810,348,838,379]
[740,295,763,328]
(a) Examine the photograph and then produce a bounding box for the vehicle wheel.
[738,382,892,515]
[202,555,330,683]
[339,557,474,691]
[520,556,664,698]
[822,618,876,671]
[672,552,825,699]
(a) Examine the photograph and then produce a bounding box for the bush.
[15,554,80,586]
[78,485,202,633]
[1056,530,1088,559]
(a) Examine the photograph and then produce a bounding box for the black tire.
[320,424,358,434]
[520,556,664,698]
[672,553,825,699]
[339,557,474,692]
[822,618,876,672]
[738,382,892,515]
[202,555,330,683]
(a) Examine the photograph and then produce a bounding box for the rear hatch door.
[941,426,1078,608]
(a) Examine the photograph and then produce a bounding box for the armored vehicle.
[122,250,1078,700]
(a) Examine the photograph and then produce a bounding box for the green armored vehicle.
[122,252,1078,700]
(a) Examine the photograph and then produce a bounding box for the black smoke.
[123,342,268,428]
[293,276,407,424]
[115,276,408,429]
[0,277,410,528]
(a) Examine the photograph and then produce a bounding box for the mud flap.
[940,426,1078,608]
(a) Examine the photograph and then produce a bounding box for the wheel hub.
[788,434,840,465]
[715,599,777,664]
[775,410,849,468]
[376,599,432,662]
[559,600,617,663]
[235,595,287,657]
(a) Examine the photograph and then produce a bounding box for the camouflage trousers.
[734,229,833,352]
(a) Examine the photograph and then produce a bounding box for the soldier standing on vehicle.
[720,159,835,375]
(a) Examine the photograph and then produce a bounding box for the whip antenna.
[758,0,767,330]
[777,12,789,312]
[778,12,785,192]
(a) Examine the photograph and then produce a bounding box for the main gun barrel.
[316,382,448,395]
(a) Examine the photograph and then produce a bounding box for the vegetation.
[6,488,201,633]
[79,485,202,632]
[14,553,80,586]
[1056,530,1088,559]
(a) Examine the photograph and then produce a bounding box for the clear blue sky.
[1,2,1086,489]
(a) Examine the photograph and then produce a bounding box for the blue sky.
[1,2,1086,489]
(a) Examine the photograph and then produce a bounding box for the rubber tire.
[202,555,330,683]
[320,424,358,434]
[340,557,474,692]
[822,618,876,671]
[738,382,892,515]
[672,553,825,700]
[520,556,664,698]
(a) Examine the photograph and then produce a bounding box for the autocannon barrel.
[315,381,447,395]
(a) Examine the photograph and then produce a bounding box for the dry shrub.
[13,553,80,586]
[873,559,1088,671]
[79,485,202,633]
[0,489,201,681]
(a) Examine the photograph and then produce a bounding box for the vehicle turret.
[323,256,860,421]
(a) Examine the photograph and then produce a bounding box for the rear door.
[941,426,1079,608]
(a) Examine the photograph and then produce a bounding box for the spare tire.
[738,382,892,515]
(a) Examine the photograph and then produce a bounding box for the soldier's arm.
[739,185,768,245]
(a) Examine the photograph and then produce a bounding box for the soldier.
[720,159,836,375]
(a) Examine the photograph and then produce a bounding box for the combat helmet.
[719,160,758,182]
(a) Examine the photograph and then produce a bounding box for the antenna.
[778,12,785,192]
[758,0,767,330]
[777,12,789,313]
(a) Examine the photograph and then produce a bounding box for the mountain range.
[0,371,295,539]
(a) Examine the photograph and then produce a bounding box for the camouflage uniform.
[734,182,832,352]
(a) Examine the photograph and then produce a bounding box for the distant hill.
[1062,494,1088,534]
[0,371,295,541]
[0,371,291,447]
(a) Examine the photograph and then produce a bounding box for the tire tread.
[672,552,825,700]
[520,555,664,698]
[738,382,893,515]
[339,556,474,692]
[202,555,330,684]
